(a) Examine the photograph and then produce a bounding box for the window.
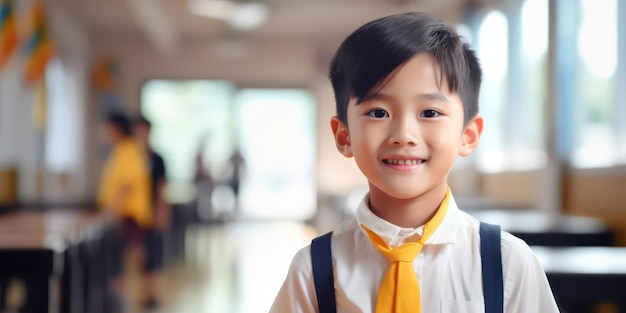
[141,80,235,183]
[141,81,316,219]
[475,10,510,172]
[570,0,620,167]
[473,1,549,173]
[235,89,316,219]
[515,0,548,169]
[471,0,624,170]
[45,58,84,172]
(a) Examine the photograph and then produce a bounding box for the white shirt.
[270,193,560,313]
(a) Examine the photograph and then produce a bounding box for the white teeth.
[386,159,423,165]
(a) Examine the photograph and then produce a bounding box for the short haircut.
[106,112,132,136]
[329,12,482,126]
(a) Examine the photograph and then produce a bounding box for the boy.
[270,13,559,313]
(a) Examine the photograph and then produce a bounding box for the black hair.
[329,12,482,126]
[106,112,132,137]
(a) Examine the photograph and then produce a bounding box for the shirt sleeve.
[501,232,560,313]
[269,246,318,313]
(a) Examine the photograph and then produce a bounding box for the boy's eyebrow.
[417,92,449,102]
[358,93,391,103]
[358,92,450,103]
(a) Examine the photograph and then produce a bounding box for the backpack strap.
[311,231,337,313]
[480,222,504,313]
[311,225,503,313]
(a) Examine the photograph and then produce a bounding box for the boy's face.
[331,53,482,201]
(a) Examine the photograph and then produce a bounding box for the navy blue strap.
[311,231,337,313]
[311,225,502,313]
[480,222,504,313]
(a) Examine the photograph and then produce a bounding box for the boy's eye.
[367,109,389,118]
[420,110,440,118]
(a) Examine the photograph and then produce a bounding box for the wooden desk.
[471,210,614,246]
[0,205,192,313]
[0,211,112,313]
[533,246,626,313]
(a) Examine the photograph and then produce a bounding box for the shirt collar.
[356,192,461,247]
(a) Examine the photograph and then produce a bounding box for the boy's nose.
[388,118,420,146]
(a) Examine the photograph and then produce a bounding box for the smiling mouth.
[383,159,426,165]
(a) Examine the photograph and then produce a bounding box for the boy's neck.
[367,182,448,229]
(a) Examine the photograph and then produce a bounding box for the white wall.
[0,0,91,203]
[0,0,45,202]
[43,1,91,202]
[0,59,38,201]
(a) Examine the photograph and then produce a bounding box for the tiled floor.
[133,221,319,313]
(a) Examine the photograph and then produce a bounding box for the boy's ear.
[330,116,353,158]
[459,114,483,157]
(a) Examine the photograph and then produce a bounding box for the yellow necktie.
[362,188,450,313]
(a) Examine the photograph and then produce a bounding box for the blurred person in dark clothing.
[194,140,212,184]
[134,115,170,311]
[98,112,152,311]
[194,141,216,219]
[227,148,245,217]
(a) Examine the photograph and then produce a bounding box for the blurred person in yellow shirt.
[98,112,152,311]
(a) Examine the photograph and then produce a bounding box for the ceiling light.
[228,3,269,31]
[188,0,234,20]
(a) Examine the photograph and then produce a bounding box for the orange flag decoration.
[91,56,120,92]
[23,1,53,85]
[0,0,18,71]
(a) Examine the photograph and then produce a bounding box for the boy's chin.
[372,183,435,201]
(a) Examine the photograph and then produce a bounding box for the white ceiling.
[56,0,471,53]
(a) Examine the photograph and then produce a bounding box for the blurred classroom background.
[0,0,625,312]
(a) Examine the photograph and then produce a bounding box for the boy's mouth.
[382,159,426,165]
